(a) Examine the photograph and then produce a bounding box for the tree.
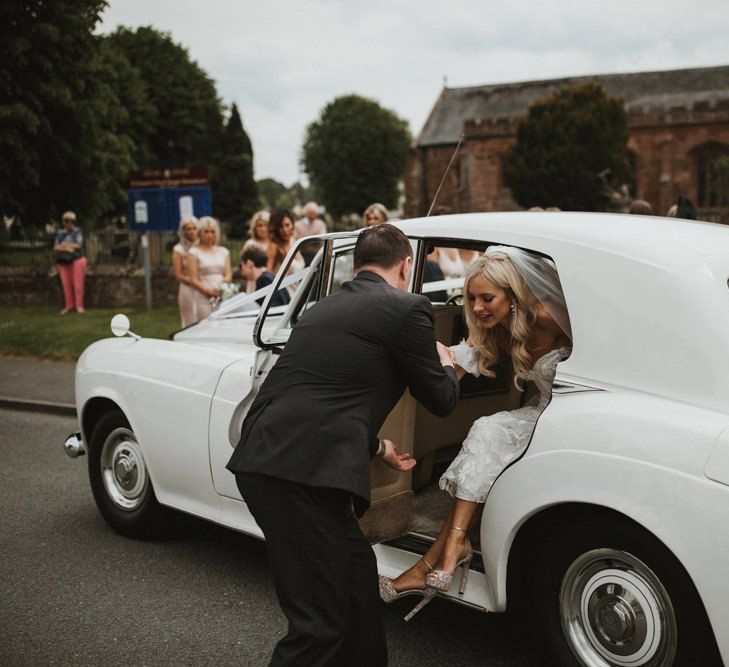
[213,104,259,236]
[99,38,157,169]
[0,0,138,225]
[302,95,411,218]
[502,84,631,211]
[257,178,288,209]
[106,26,224,169]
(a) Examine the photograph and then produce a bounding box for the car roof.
[396,211,729,269]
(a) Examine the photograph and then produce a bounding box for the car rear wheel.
[88,410,165,538]
[526,515,721,666]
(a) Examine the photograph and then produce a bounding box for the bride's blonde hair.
[463,252,538,389]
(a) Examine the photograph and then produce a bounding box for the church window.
[696,143,729,208]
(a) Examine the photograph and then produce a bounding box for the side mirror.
[110,313,140,340]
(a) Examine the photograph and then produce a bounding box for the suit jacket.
[255,271,291,308]
[226,271,460,514]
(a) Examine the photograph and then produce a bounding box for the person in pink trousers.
[53,211,87,315]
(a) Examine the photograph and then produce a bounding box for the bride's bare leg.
[434,499,479,573]
[391,514,452,591]
[391,498,479,591]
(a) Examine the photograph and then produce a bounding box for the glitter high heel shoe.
[424,526,473,594]
[378,557,437,621]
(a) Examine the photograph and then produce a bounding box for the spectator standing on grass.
[242,210,270,253]
[241,211,270,292]
[267,209,296,273]
[294,202,326,266]
[294,201,326,239]
[188,217,231,322]
[172,217,199,327]
[53,211,87,315]
[363,202,388,227]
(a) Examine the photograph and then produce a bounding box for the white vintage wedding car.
[64,212,729,666]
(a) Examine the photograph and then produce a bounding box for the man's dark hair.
[241,247,268,268]
[353,223,412,270]
[677,196,697,220]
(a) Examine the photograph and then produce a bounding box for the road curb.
[0,396,76,417]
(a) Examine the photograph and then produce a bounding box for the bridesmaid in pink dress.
[187,217,232,322]
[172,217,199,327]
[241,210,270,293]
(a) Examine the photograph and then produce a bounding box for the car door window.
[329,247,355,293]
[421,242,484,305]
[254,237,326,349]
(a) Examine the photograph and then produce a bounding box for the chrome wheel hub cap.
[560,549,677,666]
[100,427,148,511]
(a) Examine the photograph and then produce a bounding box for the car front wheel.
[88,410,165,538]
[526,515,720,666]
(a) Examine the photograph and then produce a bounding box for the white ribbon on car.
[209,267,312,319]
[210,271,465,321]
[419,277,466,295]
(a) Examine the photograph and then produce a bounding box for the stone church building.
[404,65,729,222]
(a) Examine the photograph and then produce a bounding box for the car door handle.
[552,379,603,394]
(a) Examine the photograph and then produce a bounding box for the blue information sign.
[127,167,213,231]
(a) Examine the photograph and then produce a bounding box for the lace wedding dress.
[439,342,571,503]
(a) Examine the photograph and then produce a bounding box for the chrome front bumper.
[63,432,86,458]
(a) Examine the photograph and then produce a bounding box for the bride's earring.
[510,302,516,316]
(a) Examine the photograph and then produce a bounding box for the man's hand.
[380,439,416,472]
[436,341,455,367]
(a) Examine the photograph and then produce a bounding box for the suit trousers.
[236,472,387,667]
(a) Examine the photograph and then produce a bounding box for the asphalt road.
[0,409,540,666]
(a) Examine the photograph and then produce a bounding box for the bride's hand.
[381,439,416,472]
[436,341,455,367]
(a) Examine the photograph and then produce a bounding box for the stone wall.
[627,102,729,216]
[0,265,180,308]
[405,97,729,221]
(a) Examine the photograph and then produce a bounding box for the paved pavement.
[0,409,540,666]
[0,356,75,414]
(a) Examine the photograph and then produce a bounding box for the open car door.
[209,233,356,501]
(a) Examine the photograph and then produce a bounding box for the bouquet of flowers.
[218,281,240,301]
[210,281,240,309]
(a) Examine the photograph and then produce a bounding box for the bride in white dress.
[380,246,572,620]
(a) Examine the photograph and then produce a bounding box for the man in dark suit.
[227,224,459,665]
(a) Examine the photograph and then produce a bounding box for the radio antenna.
[426,133,464,217]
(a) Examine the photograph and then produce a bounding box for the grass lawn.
[0,306,181,362]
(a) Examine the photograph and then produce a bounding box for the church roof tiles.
[417,65,729,146]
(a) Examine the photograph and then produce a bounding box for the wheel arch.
[507,503,640,601]
[81,396,128,443]
[504,502,714,624]
[504,501,722,663]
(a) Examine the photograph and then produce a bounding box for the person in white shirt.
[293,201,326,265]
[293,201,327,239]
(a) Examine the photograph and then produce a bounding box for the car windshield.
[208,236,469,319]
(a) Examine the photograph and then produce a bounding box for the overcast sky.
[100,1,729,185]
